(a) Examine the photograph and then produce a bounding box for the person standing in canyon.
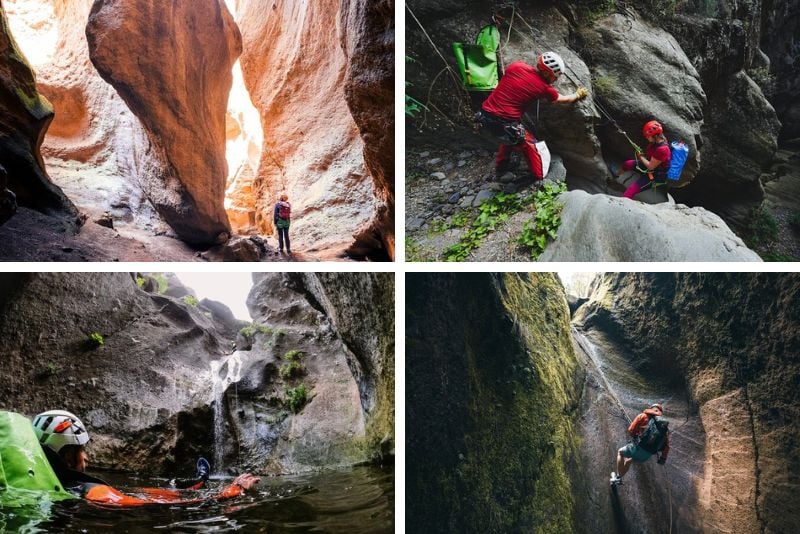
[610,403,670,486]
[274,193,292,255]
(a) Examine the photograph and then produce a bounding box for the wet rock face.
[295,272,395,454]
[0,5,77,223]
[541,190,762,262]
[232,273,377,473]
[338,0,395,259]
[0,273,238,475]
[407,273,581,532]
[86,0,241,246]
[237,0,378,257]
[577,273,800,534]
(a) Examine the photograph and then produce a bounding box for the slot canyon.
[0,0,394,261]
[407,272,799,533]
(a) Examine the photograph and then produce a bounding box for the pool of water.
[0,466,394,533]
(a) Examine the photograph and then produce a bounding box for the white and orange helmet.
[33,410,90,454]
[537,51,565,83]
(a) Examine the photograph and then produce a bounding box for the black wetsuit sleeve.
[43,446,108,488]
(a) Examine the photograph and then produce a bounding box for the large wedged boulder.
[86,0,241,246]
[0,4,77,223]
[237,0,378,256]
[540,190,761,261]
[580,13,706,181]
[6,0,156,227]
[339,0,395,259]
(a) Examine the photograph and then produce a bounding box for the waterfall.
[210,351,244,475]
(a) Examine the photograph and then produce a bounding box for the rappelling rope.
[573,326,676,534]
[572,327,633,425]
[405,2,472,124]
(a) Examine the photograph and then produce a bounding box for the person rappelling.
[610,403,670,487]
[474,52,588,183]
[609,121,672,200]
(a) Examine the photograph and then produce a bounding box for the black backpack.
[638,415,669,453]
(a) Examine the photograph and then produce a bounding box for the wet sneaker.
[610,472,622,486]
[196,457,210,481]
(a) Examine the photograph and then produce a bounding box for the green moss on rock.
[407,273,580,532]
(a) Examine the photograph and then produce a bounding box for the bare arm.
[639,155,662,171]
[555,87,588,104]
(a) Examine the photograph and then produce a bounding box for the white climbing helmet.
[32,410,90,454]
[537,51,565,83]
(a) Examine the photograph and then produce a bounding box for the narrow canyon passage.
[407,273,798,533]
[0,0,393,261]
[571,326,704,533]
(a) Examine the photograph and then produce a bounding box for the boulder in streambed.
[540,190,761,261]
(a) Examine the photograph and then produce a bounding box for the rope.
[405,3,468,101]
[572,327,633,425]
[576,327,683,534]
[663,463,673,534]
[505,8,644,156]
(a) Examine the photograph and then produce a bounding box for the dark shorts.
[620,442,653,463]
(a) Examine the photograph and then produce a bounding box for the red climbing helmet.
[643,120,663,137]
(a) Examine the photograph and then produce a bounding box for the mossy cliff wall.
[575,273,800,533]
[407,273,580,533]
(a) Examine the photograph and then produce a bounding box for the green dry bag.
[453,24,502,92]
[0,410,72,504]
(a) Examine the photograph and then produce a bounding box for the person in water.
[610,120,672,200]
[33,409,260,505]
[610,403,670,486]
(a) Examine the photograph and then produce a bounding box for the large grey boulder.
[540,190,762,261]
[581,14,706,181]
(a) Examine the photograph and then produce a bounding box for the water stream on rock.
[210,351,244,474]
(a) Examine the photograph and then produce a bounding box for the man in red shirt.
[475,51,588,181]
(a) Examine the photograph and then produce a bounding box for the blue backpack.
[667,141,689,181]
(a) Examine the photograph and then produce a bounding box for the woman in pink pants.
[612,121,671,200]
